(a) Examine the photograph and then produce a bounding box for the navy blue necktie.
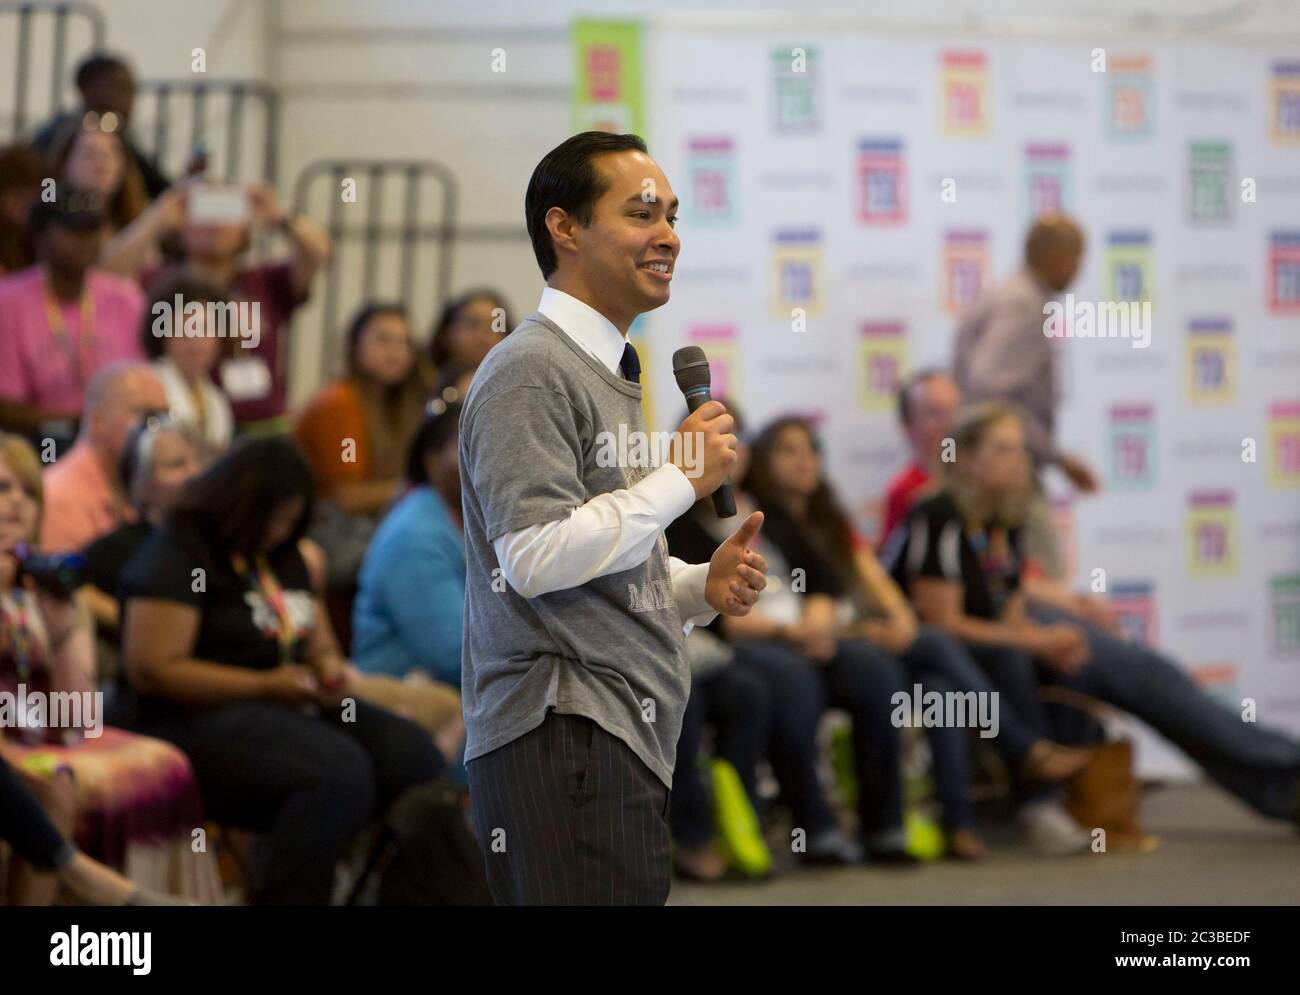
[620,342,641,384]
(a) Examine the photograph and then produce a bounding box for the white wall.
[6,0,1298,400]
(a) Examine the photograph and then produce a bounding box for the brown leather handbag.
[1039,687,1160,853]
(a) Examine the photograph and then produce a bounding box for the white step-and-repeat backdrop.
[629,25,1300,775]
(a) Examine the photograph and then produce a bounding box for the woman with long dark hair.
[297,302,428,519]
[743,416,1090,859]
[118,436,444,904]
[666,404,861,875]
[426,288,513,374]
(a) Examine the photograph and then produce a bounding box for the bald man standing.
[952,214,1099,577]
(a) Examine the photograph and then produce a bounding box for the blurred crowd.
[2,53,1297,905]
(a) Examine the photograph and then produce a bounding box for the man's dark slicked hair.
[525,131,648,279]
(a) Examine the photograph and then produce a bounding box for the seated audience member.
[118,436,445,905]
[142,273,235,452]
[744,416,1090,858]
[426,289,513,379]
[82,415,204,637]
[0,144,45,276]
[1,754,191,905]
[879,368,961,546]
[296,303,427,519]
[0,432,219,904]
[47,115,187,280]
[666,404,855,878]
[953,216,1099,580]
[161,183,330,431]
[350,402,467,772]
[32,53,171,199]
[40,362,167,554]
[890,403,1300,832]
[353,401,463,687]
[0,191,146,441]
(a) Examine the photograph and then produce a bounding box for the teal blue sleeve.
[376,527,465,688]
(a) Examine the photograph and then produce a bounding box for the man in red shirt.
[877,368,960,546]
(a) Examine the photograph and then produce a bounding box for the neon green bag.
[710,758,772,878]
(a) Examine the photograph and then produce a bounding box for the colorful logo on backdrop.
[856,139,907,224]
[1108,404,1156,490]
[1188,140,1233,225]
[1187,490,1236,578]
[1111,580,1157,647]
[571,20,644,135]
[1185,317,1235,404]
[1268,400,1300,488]
[1024,143,1071,221]
[1189,663,1239,711]
[1269,60,1300,145]
[688,324,741,401]
[940,50,989,138]
[942,229,990,314]
[1107,54,1154,139]
[772,45,821,133]
[687,136,736,224]
[1272,574,1300,656]
[1107,230,1154,306]
[1267,231,1300,314]
[771,228,823,318]
[858,321,907,410]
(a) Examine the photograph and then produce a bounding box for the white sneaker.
[1018,801,1090,856]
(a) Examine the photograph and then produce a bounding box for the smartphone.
[187,183,250,225]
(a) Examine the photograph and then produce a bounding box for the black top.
[82,520,153,599]
[883,491,1024,620]
[120,521,316,679]
[751,499,850,599]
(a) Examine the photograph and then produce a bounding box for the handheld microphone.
[672,345,737,519]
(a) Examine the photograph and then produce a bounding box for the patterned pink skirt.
[3,727,223,903]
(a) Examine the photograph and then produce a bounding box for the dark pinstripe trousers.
[466,709,672,906]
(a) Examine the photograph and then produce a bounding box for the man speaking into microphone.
[458,131,768,905]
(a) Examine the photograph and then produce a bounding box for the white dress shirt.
[492,287,717,631]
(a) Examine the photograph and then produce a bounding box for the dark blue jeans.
[729,641,840,841]
[737,638,907,845]
[670,664,773,848]
[1031,605,1300,821]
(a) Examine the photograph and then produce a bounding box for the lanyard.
[42,277,96,393]
[232,553,298,664]
[1,591,40,682]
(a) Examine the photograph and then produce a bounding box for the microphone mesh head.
[672,345,711,393]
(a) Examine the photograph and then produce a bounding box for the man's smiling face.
[567,150,680,325]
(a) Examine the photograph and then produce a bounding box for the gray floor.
[667,784,1300,905]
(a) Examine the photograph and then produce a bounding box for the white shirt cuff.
[671,559,717,633]
[640,462,698,530]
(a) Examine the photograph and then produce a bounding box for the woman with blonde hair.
[0,432,219,903]
[890,403,1300,836]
